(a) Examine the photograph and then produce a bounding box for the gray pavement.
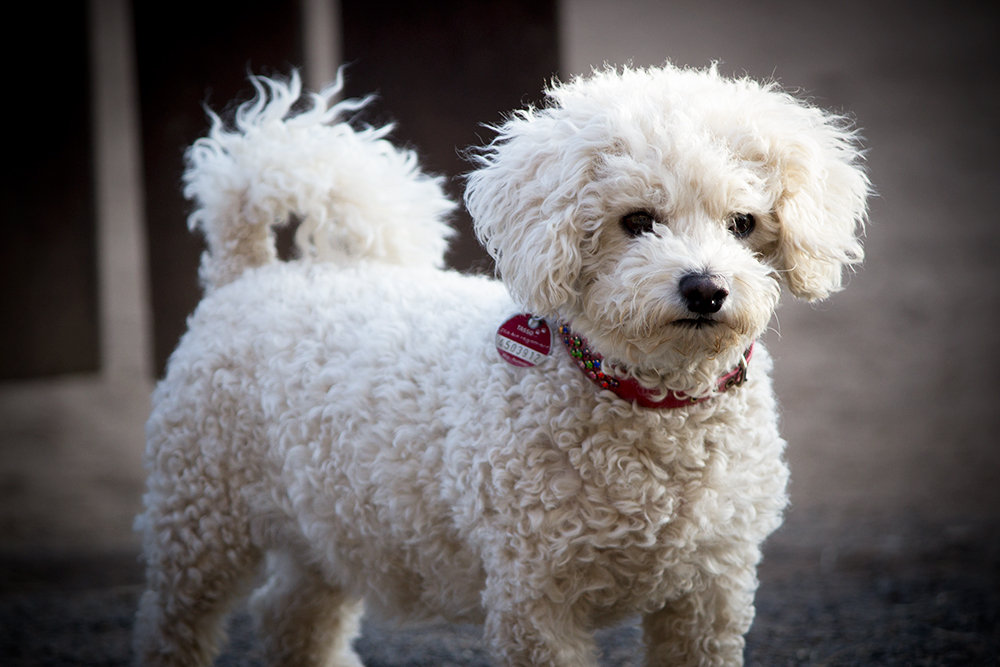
[2,1,1000,665]
[2,524,997,665]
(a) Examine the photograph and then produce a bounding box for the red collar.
[558,324,753,409]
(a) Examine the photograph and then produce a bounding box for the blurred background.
[0,0,998,663]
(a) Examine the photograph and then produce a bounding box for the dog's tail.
[183,71,456,291]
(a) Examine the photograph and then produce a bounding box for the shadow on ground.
[2,518,997,667]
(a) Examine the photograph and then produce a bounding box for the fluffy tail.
[183,71,456,290]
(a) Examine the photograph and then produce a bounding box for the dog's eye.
[621,211,656,236]
[728,213,756,238]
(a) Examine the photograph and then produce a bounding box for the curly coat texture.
[134,65,869,667]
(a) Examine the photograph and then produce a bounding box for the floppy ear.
[771,107,871,301]
[465,112,592,318]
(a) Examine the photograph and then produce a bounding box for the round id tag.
[495,314,552,367]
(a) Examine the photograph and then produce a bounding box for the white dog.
[134,64,868,667]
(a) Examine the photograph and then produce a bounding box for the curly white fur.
[134,64,869,667]
[183,71,455,290]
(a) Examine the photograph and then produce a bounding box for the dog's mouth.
[671,317,720,329]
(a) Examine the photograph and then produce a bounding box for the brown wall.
[135,0,304,377]
[0,4,99,380]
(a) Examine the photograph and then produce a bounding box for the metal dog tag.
[495,314,552,367]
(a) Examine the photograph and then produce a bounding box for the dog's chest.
[483,404,762,612]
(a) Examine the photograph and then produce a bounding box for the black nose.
[679,273,729,315]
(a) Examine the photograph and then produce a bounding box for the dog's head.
[466,64,869,389]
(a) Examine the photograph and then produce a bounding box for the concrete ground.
[2,0,999,665]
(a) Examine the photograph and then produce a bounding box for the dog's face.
[466,65,869,386]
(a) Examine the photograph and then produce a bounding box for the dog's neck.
[557,323,753,409]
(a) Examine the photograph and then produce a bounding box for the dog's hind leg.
[132,433,263,667]
[249,551,365,667]
[484,595,599,667]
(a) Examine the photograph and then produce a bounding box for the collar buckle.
[722,348,751,390]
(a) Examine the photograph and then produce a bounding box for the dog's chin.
[654,317,755,365]
[622,319,742,362]
[670,317,722,330]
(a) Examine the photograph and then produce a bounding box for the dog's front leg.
[483,589,598,667]
[641,566,757,667]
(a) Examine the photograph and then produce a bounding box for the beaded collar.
[558,323,754,409]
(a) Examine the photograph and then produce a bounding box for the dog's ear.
[769,106,870,301]
[465,114,587,317]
